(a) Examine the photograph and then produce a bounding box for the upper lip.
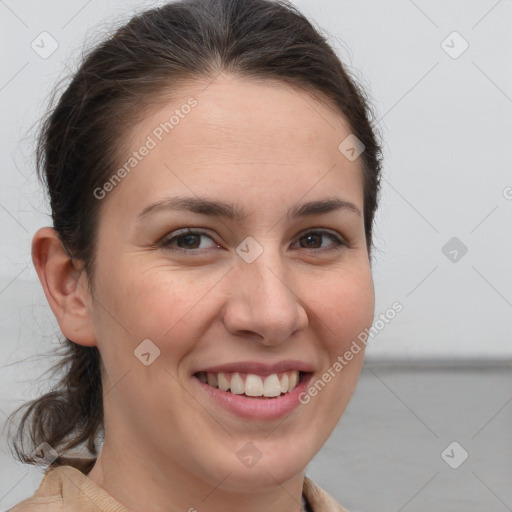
[194,360,314,377]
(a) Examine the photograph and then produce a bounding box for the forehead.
[107,73,365,218]
[154,74,354,160]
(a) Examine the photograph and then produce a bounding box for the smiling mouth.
[194,370,308,398]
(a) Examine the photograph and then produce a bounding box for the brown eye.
[295,231,345,251]
[175,233,202,249]
[161,229,219,252]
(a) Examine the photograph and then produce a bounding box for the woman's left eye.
[293,230,345,251]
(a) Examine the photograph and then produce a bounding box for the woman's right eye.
[160,229,220,252]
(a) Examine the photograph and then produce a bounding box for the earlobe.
[32,227,97,347]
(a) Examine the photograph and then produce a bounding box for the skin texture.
[32,73,375,512]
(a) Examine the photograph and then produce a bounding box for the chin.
[212,436,316,492]
[214,457,308,493]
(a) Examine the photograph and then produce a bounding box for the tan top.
[9,462,349,512]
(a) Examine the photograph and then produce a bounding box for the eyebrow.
[137,196,362,222]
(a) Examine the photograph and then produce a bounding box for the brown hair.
[9,0,382,471]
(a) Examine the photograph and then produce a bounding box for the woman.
[8,0,382,510]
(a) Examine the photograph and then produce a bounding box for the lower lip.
[193,373,313,420]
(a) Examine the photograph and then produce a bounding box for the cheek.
[92,256,223,353]
[308,265,375,354]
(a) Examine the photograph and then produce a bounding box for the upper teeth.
[197,370,300,397]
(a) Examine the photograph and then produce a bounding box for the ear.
[32,227,97,347]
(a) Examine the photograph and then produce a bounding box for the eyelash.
[159,228,346,254]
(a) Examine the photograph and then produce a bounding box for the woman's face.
[88,73,374,491]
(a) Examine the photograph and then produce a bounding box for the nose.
[222,251,309,345]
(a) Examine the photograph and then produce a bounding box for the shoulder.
[7,461,127,512]
[303,476,351,512]
[8,495,64,512]
[7,464,82,512]
[7,469,66,512]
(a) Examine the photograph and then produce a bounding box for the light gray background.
[1,1,511,511]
